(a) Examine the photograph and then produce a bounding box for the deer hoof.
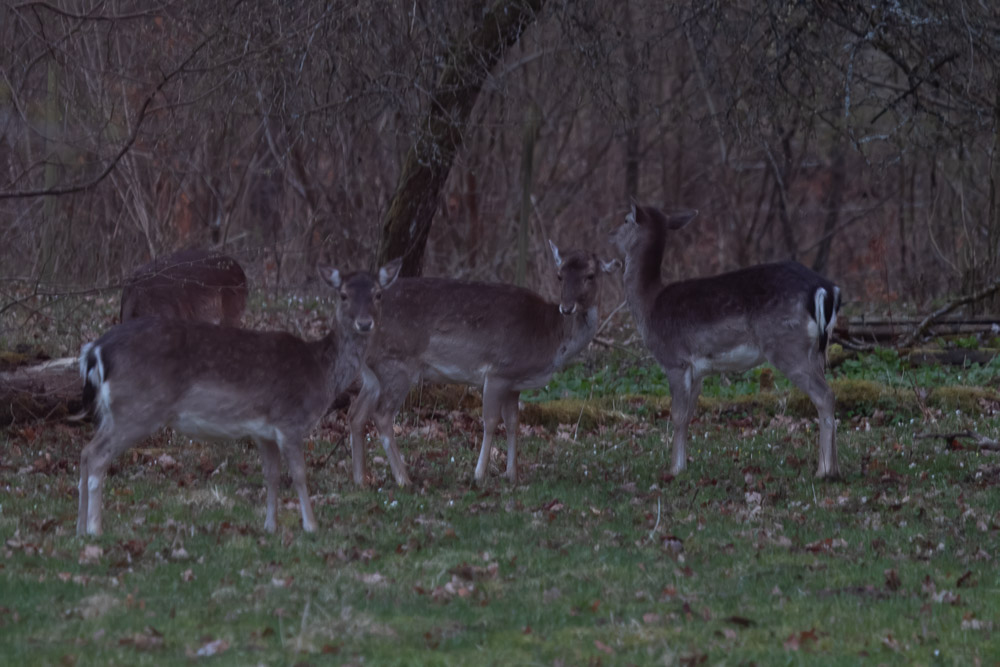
[814,465,841,480]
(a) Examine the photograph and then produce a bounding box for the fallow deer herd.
[74,202,841,535]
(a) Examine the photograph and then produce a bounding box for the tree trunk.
[516,103,541,287]
[376,0,546,277]
[623,0,640,202]
[812,146,845,274]
[40,59,63,279]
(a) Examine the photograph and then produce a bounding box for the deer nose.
[355,318,374,333]
[559,303,577,315]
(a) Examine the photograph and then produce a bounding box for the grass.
[2,292,1000,664]
[2,392,999,664]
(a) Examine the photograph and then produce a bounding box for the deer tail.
[69,342,110,424]
[813,286,841,356]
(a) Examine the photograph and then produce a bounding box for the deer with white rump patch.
[75,259,402,535]
[610,203,841,478]
[348,242,620,487]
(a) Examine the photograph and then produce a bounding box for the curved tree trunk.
[376,0,546,277]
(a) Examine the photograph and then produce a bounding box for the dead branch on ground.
[897,277,1000,349]
[914,431,1000,452]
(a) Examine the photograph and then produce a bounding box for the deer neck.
[312,329,369,398]
[552,304,599,370]
[622,239,665,343]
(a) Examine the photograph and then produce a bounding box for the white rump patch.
[827,287,840,335]
[96,382,113,425]
[80,343,106,388]
[806,318,820,344]
[78,342,93,380]
[814,288,828,335]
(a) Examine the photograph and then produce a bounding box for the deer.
[75,259,402,536]
[120,249,248,327]
[610,202,841,479]
[348,242,620,488]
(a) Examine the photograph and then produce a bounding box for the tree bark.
[376,0,546,276]
[516,103,541,287]
[811,146,845,274]
[623,0,640,202]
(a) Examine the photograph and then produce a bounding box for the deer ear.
[548,239,563,268]
[378,257,403,288]
[625,202,638,225]
[666,208,698,230]
[319,266,342,288]
[600,258,622,273]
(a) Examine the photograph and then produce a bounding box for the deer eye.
[557,274,563,281]
[586,274,595,281]
[374,290,382,302]
[340,292,349,301]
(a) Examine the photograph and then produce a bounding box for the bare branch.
[0,33,215,201]
[897,276,1000,348]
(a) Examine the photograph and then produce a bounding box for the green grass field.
[1,295,999,665]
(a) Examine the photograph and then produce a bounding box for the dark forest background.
[2,0,999,315]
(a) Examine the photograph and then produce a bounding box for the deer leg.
[348,366,380,486]
[79,426,142,535]
[666,367,701,475]
[76,431,108,536]
[256,438,282,533]
[374,406,410,488]
[500,390,521,482]
[474,377,504,485]
[280,435,317,533]
[366,365,412,488]
[779,362,839,479]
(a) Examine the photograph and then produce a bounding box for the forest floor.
[1,292,999,665]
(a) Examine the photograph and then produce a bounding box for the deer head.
[319,258,402,334]
[610,202,699,259]
[548,239,620,315]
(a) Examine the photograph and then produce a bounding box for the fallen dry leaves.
[783,627,820,651]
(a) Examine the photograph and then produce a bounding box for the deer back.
[644,262,838,367]
[368,248,610,388]
[86,265,399,440]
[86,319,330,437]
[371,278,565,384]
[120,249,248,327]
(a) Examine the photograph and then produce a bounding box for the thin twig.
[315,436,348,467]
[648,497,661,541]
[830,334,877,352]
[572,386,594,441]
[596,300,627,337]
[687,486,700,511]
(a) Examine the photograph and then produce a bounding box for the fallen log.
[839,317,1000,344]
[0,357,83,425]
